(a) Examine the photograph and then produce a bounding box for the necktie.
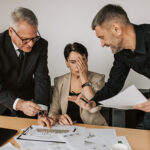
[18,49,25,70]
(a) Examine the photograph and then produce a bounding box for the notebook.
[0,128,17,146]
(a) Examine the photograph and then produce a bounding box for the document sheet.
[15,124,132,150]
[99,85,147,109]
[0,143,19,150]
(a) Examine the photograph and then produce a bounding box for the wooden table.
[0,116,150,150]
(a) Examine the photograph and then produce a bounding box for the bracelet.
[81,82,91,88]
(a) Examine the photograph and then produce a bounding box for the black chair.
[125,89,149,129]
[100,107,112,126]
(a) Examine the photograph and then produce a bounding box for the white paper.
[60,126,86,150]
[61,127,118,150]
[84,129,118,150]
[16,124,75,143]
[117,136,132,150]
[0,143,19,150]
[16,125,132,150]
[16,124,75,150]
[15,138,71,150]
[99,85,147,109]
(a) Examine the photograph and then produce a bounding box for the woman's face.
[66,51,87,76]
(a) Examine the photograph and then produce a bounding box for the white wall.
[0,0,150,89]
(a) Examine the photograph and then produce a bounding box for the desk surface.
[0,116,150,150]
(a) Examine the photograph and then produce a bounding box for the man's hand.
[68,94,96,110]
[16,99,41,116]
[38,115,55,128]
[58,114,73,125]
[133,98,150,112]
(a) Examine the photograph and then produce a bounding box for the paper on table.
[17,124,75,143]
[117,136,132,150]
[60,126,86,150]
[0,143,19,150]
[84,128,118,150]
[99,85,147,109]
[15,137,71,150]
[16,124,75,150]
[16,125,132,150]
[61,126,118,150]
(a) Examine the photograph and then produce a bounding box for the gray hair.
[10,7,38,30]
[92,4,130,30]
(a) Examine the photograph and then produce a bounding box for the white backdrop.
[0,0,150,89]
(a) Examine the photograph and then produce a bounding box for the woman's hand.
[38,115,56,128]
[68,94,96,110]
[76,57,88,83]
[58,114,73,125]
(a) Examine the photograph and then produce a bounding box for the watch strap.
[82,82,90,88]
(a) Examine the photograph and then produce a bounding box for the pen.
[71,91,88,104]
[22,126,32,135]
[17,125,32,138]
[81,97,88,104]
[17,138,66,143]
[73,128,76,132]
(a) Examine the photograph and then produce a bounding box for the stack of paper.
[15,125,132,150]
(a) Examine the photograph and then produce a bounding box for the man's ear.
[65,60,69,68]
[8,27,13,36]
[111,23,122,36]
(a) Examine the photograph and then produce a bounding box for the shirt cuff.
[38,104,48,111]
[90,96,99,106]
[89,105,102,113]
[13,98,21,110]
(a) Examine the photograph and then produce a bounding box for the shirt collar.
[11,40,19,51]
[133,24,146,55]
[11,40,22,56]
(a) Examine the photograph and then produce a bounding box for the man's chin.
[110,48,116,54]
[111,48,122,54]
[73,72,80,78]
[23,48,32,53]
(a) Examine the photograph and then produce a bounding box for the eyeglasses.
[12,28,41,45]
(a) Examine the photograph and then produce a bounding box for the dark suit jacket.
[0,30,51,116]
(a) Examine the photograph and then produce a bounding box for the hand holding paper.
[133,98,150,112]
[99,85,147,110]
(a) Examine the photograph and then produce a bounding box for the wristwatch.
[38,110,48,116]
[81,82,91,88]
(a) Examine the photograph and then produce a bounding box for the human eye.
[22,38,30,42]
[98,36,104,40]
[21,39,30,45]
[83,58,87,62]
[69,60,76,64]
[71,61,76,64]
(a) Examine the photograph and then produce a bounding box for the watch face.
[38,111,45,116]
[38,110,47,116]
